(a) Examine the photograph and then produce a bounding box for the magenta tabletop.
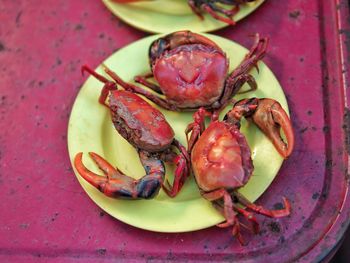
[1,0,350,262]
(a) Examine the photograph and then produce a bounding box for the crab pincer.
[186,97,294,244]
[74,66,190,199]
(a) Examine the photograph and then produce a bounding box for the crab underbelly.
[191,122,252,192]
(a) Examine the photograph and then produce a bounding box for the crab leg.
[163,155,187,197]
[202,4,236,25]
[203,189,235,227]
[209,2,240,18]
[74,151,165,199]
[202,189,245,245]
[218,73,257,110]
[162,139,191,197]
[81,65,118,107]
[219,35,268,107]
[134,72,163,94]
[186,105,228,153]
[103,65,180,111]
[233,191,291,218]
[188,0,205,20]
[203,188,288,245]
[213,201,259,236]
[233,204,260,234]
[186,107,212,153]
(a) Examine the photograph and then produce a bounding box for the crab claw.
[74,152,165,199]
[74,152,135,198]
[248,99,294,158]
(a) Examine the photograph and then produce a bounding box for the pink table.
[1,0,349,262]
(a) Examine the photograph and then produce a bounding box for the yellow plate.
[68,33,289,233]
[102,0,265,33]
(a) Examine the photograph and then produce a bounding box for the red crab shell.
[191,121,254,192]
[152,44,229,109]
[109,90,174,152]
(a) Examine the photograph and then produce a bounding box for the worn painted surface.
[0,0,349,262]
